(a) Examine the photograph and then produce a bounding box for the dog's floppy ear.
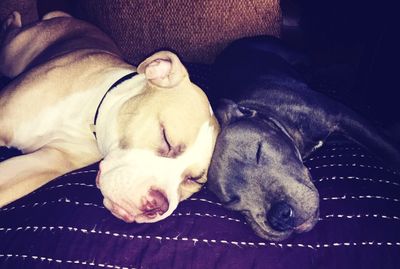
[216,99,257,126]
[137,51,188,88]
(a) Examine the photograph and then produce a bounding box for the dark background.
[281,0,398,131]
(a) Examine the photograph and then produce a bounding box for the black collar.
[92,72,138,137]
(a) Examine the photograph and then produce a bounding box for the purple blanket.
[1,134,399,269]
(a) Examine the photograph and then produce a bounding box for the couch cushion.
[68,0,281,64]
[0,0,38,26]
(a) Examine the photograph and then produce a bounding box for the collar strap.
[92,72,138,137]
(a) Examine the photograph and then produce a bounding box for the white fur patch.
[9,69,140,153]
[11,90,98,152]
[98,120,216,222]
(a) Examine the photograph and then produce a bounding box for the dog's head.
[208,99,319,241]
[96,51,220,223]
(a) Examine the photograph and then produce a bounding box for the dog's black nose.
[267,201,295,232]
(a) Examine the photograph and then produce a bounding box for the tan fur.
[0,146,85,207]
[0,11,219,219]
[118,81,211,151]
[0,12,136,206]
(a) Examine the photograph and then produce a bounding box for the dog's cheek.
[98,168,133,201]
[178,181,202,200]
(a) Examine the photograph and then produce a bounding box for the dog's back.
[0,11,122,78]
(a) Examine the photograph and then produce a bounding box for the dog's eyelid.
[256,142,263,164]
[185,170,206,183]
[161,126,171,150]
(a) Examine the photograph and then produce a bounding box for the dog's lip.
[103,197,171,223]
[294,209,319,233]
[244,207,319,241]
[243,211,292,241]
[103,198,137,222]
[95,170,101,188]
[251,222,292,241]
[134,210,165,223]
[111,210,135,223]
[294,219,314,233]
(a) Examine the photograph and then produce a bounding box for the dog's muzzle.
[266,201,319,233]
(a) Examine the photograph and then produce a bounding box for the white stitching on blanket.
[308,163,399,175]
[0,198,244,223]
[188,197,223,206]
[316,176,400,187]
[327,146,363,151]
[321,214,400,221]
[172,212,243,223]
[322,195,400,203]
[38,183,221,208]
[37,184,224,207]
[0,198,105,212]
[61,170,98,177]
[42,182,96,192]
[2,198,400,223]
[0,253,136,269]
[0,197,224,212]
[306,153,371,162]
[0,226,400,249]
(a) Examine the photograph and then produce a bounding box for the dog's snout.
[266,201,295,232]
[142,189,169,218]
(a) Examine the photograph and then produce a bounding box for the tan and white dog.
[0,11,219,223]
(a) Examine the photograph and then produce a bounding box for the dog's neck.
[93,72,138,131]
[94,72,147,156]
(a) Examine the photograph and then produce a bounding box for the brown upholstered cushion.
[1,0,281,64]
[73,0,282,64]
[0,0,38,26]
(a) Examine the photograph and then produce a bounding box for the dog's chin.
[248,217,293,242]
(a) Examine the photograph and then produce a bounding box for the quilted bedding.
[1,65,400,269]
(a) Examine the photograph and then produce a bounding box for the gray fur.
[207,36,400,241]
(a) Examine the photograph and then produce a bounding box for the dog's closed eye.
[256,142,263,164]
[161,127,171,150]
[158,125,184,158]
[184,170,206,185]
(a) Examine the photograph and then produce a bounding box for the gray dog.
[207,36,400,241]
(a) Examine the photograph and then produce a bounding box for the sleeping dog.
[0,11,219,223]
[207,36,400,241]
